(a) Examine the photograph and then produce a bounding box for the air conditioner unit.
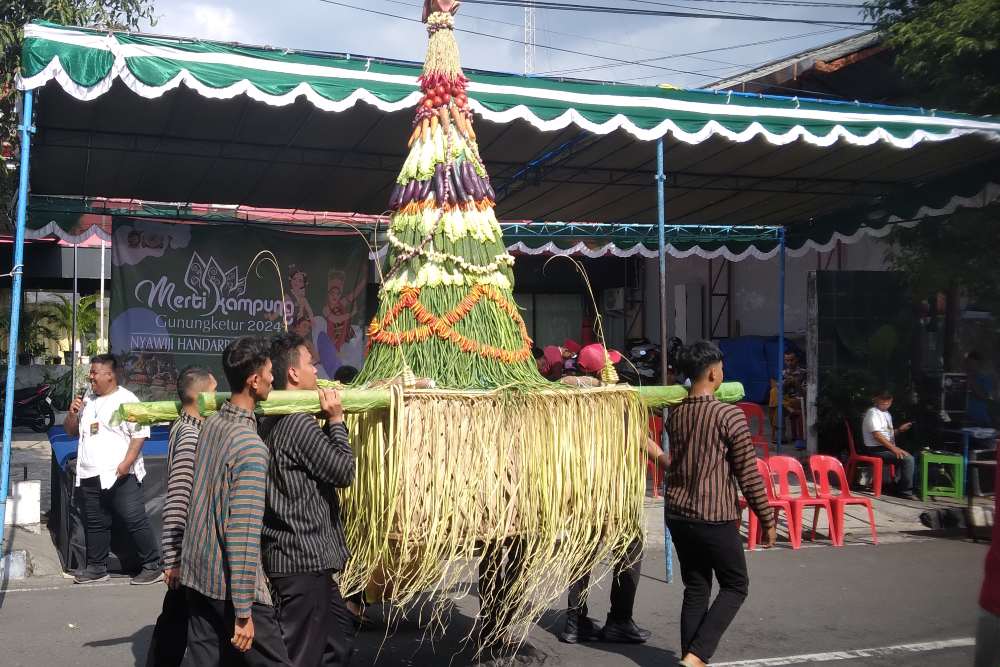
[604,287,626,312]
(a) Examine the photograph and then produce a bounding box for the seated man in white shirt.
[861,390,916,500]
[63,354,161,584]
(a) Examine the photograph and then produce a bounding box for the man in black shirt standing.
[261,334,357,666]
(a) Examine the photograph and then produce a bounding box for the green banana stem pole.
[113,383,744,426]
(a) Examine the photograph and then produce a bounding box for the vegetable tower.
[355,3,543,389]
[339,0,648,649]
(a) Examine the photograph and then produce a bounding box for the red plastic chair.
[809,455,878,545]
[648,416,664,499]
[737,402,771,460]
[768,455,841,546]
[747,458,800,550]
[844,419,894,498]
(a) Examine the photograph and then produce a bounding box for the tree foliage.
[887,208,1000,314]
[864,0,1000,114]
[1,1,155,221]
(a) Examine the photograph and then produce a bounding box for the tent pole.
[1,90,35,531]
[776,226,786,454]
[99,240,106,351]
[71,243,78,389]
[656,136,673,584]
[656,139,668,385]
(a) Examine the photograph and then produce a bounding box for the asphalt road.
[0,537,985,666]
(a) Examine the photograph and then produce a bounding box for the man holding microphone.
[64,354,162,585]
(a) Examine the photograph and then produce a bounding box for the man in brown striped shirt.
[145,367,216,667]
[666,340,775,667]
[180,337,290,666]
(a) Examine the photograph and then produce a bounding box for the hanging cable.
[316,0,866,81]
[458,0,872,26]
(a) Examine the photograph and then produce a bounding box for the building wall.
[643,235,891,344]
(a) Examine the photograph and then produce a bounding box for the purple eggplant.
[418,178,432,200]
[411,179,424,204]
[459,162,475,193]
[469,164,486,201]
[387,183,403,210]
[484,180,496,201]
[433,164,446,203]
[450,167,468,202]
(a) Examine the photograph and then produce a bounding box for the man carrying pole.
[180,337,290,666]
[261,333,357,666]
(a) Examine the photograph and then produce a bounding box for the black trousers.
[567,537,643,623]
[667,518,749,662]
[270,572,355,667]
[146,587,188,667]
[477,538,526,644]
[77,474,159,573]
[322,578,355,666]
[866,446,916,494]
[181,589,291,667]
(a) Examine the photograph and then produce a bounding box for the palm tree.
[0,306,60,361]
[37,294,99,355]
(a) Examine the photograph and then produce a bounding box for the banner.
[110,220,369,400]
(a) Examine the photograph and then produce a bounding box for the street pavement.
[0,527,985,666]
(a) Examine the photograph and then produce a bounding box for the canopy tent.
[23,149,1000,260]
[4,19,1000,529]
[15,21,1000,258]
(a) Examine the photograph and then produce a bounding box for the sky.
[146,0,872,90]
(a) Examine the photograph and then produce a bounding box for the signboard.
[110,220,369,400]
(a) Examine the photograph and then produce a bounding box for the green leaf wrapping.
[110,382,745,426]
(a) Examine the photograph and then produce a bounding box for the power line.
[536,27,850,77]
[314,0,800,79]
[625,0,867,8]
[459,0,873,26]
[376,0,751,68]
[622,0,860,31]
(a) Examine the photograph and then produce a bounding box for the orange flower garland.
[366,285,533,364]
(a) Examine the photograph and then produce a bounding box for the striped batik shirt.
[665,395,775,528]
[160,412,202,569]
[259,414,355,575]
[180,401,271,618]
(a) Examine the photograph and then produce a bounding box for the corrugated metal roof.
[709,31,882,91]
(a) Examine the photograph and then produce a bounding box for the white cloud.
[154,2,256,43]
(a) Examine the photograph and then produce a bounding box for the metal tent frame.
[0,88,790,531]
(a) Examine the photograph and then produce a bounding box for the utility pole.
[523,0,536,74]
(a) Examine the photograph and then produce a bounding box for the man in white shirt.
[64,354,162,584]
[862,390,915,500]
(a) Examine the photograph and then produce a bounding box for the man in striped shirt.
[261,333,357,667]
[666,340,775,667]
[180,337,290,666]
[146,366,217,667]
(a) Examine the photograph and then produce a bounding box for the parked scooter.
[0,383,56,432]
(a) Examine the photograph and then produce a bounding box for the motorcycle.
[1,383,56,433]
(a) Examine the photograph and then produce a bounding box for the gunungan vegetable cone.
[342,2,646,651]
[355,4,544,390]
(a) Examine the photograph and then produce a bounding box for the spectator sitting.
[861,390,916,500]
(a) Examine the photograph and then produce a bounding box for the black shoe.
[559,613,603,644]
[601,618,651,644]
[895,491,918,501]
[73,569,110,584]
[130,569,164,585]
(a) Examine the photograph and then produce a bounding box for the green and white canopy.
[18,21,1000,259]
